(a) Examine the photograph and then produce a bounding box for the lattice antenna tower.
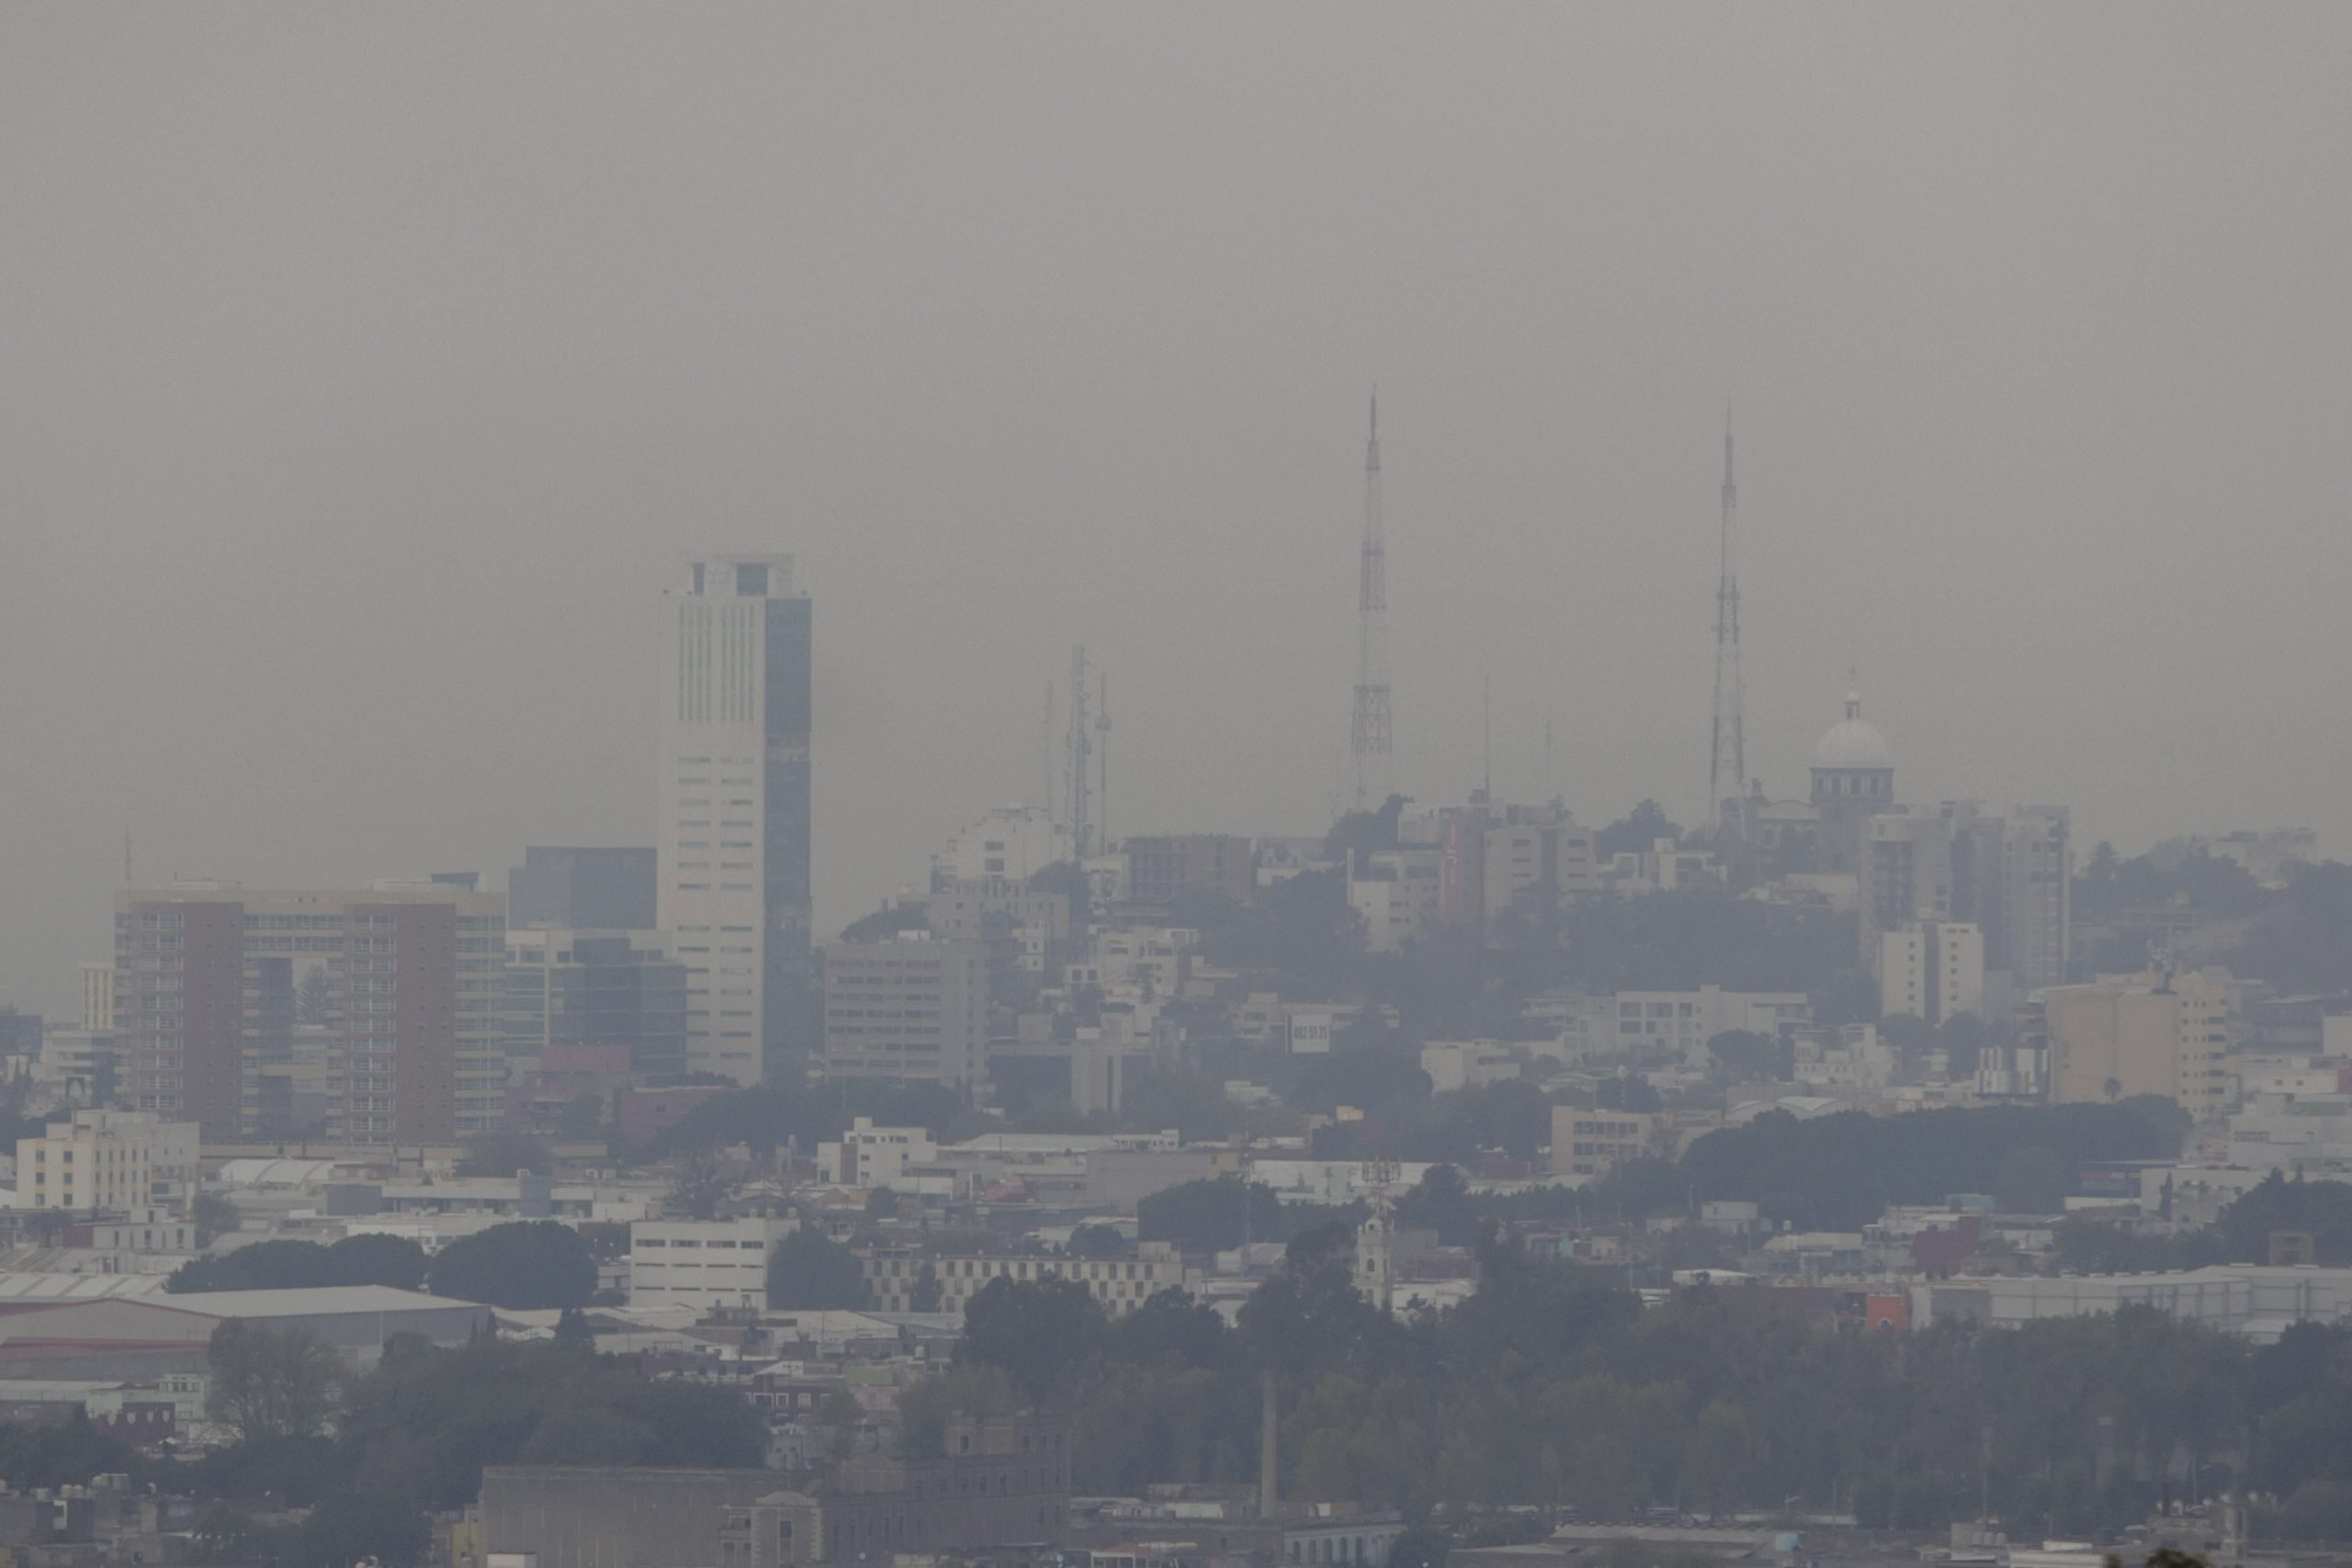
[1066,645,1092,859]
[1707,410,1746,838]
[1094,670,1112,851]
[1349,393,1393,812]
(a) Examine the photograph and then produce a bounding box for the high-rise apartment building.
[1878,921,1985,1025]
[81,963,116,1033]
[657,554,812,1087]
[1861,802,2070,997]
[820,934,988,1091]
[115,884,506,1144]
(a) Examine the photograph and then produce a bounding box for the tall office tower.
[115,884,506,1144]
[1349,395,1392,812]
[658,554,812,1087]
[1706,418,1746,838]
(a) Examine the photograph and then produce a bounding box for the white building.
[628,1216,796,1311]
[1878,920,1984,1024]
[1611,987,1810,1060]
[1349,849,1442,953]
[16,1111,198,1217]
[657,552,812,1087]
[1606,839,1723,896]
[1420,1041,1517,1094]
[816,1118,938,1190]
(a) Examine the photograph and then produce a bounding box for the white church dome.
[1813,690,1891,770]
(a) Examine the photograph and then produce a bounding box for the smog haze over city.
[5,6,2348,1010]
[10,9,2352,1568]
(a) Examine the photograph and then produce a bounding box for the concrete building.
[1860,802,2070,995]
[628,1216,794,1311]
[1611,987,1810,1059]
[502,929,688,1077]
[15,1111,197,1218]
[1550,1108,1657,1179]
[1878,921,1984,1025]
[1420,1041,1516,1094]
[1809,687,1895,876]
[815,1119,937,1190]
[658,552,814,1087]
[1125,835,1254,906]
[820,935,988,1091]
[80,964,115,1034]
[1349,848,1441,953]
[862,1248,1182,1316]
[0,1287,490,1379]
[1920,1265,2352,1343]
[482,1412,1069,1568]
[2044,968,2233,1115]
[116,883,506,1143]
[1605,838,1723,896]
[509,846,658,931]
[930,806,1074,891]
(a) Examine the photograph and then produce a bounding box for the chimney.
[1259,1370,1279,1520]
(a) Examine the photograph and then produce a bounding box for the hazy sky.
[5,6,2349,1016]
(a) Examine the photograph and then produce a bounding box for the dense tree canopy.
[424,1221,595,1310]
[170,1233,428,1294]
[1681,1098,2190,1230]
[767,1227,868,1310]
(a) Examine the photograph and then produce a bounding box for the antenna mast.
[1349,392,1393,812]
[1707,409,1746,839]
[1095,670,1112,852]
[1040,680,1056,820]
[1066,645,1092,859]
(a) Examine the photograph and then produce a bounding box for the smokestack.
[1258,1370,1278,1519]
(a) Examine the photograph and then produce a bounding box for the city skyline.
[6,7,2349,1015]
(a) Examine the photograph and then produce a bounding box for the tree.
[207,1320,343,1444]
[1069,1222,1126,1258]
[899,1364,1019,1459]
[458,1133,553,1179]
[958,1276,1104,1400]
[669,1145,728,1220]
[425,1221,595,1310]
[1993,1147,2068,1215]
[865,1186,901,1221]
[551,1306,594,1352]
[909,1262,943,1314]
[1598,800,1683,860]
[1139,1178,1285,1253]
[766,1228,867,1309]
[194,1192,242,1246]
[291,1489,430,1568]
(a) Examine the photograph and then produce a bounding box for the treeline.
[1680,1097,2190,1230]
[935,1222,2352,1540]
[170,1222,597,1311]
[0,1325,762,1568]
